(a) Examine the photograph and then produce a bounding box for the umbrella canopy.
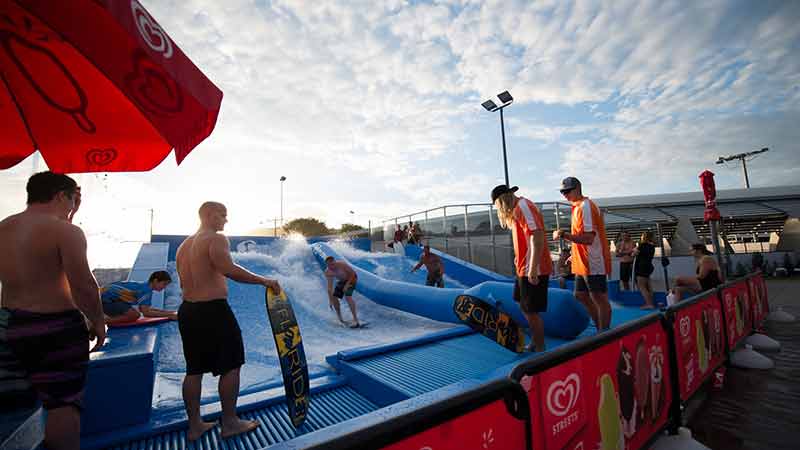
[0,0,223,172]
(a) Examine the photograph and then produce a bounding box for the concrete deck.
[689,278,800,450]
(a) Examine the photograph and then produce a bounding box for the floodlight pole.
[482,92,513,186]
[499,107,509,186]
[280,176,286,226]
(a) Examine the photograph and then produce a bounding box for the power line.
[716,147,769,189]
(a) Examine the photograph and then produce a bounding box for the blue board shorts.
[102,301,134,317]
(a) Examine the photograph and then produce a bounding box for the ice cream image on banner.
[634,337,651,425]
[711,309,723,356]
[702,310,712,365]
[597,373,624,450]
[649,345,664,423]
[696,318,708,373]
[735,292,744,334]
[617,345,636,438]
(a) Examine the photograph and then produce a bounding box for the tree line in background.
[282,217,364,236]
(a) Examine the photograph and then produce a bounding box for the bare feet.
[187,421,216,441]
[221,418,259,439]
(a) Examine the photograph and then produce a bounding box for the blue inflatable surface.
[311,243,590,339]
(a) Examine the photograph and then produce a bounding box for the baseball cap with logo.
[559,177,581,194]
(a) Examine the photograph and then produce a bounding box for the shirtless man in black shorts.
[176,202,281,441]
[0,172,105,450]
[411,245,446,288]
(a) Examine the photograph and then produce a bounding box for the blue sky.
[1,0,799,267]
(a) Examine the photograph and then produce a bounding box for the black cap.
[691,243,712,255]
[491,185,518,202]
[559,177,581,193]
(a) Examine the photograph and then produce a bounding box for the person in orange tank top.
[492,185,552,352]
[552,177,613,332]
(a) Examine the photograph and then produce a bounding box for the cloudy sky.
[2,0,799,267]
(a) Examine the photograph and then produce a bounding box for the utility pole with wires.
[716,147,769,189]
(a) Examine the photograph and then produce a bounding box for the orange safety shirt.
[511,197,553,277]
[570,197,611,276]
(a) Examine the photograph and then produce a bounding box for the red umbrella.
[0,0,223,173]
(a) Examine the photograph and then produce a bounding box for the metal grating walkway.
[107,386,378,450]
[344,333,524,397]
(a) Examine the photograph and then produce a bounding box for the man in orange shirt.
[553,177,613,331]
[492,185,552,352]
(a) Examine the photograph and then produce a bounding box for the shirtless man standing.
[175,201,281,441]
[411,245,446,288]
[0,172,105,450]
[324,256,361,327]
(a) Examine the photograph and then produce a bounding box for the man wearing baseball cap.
[552,177,613,332]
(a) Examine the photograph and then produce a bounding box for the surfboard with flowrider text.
[266,288,310,428]
[453,294,526,353]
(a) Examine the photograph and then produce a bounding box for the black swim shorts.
[178,299,244,376]
[1,308,89,411]
[426,270,444,288]
[620,261,633,283]
[333,280,357,299]
[513,275,549,313]
[575,274,608,293]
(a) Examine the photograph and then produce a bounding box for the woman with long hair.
[491,185,552,352]
[633,231,656,309]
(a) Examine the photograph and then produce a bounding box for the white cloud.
[2,1,798,268]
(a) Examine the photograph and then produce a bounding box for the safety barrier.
[511,314,673,450]
[275,379,531,450]
[663,290,727,405]
[719,278,753,351]
[747,272,769,329]
[322,271,772,450]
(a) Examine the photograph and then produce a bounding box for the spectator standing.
[616,232,636,290]
[557,247,575,289]
[633,231,656,309]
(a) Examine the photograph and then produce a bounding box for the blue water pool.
[326,241,467,289]
[151,239,453,411]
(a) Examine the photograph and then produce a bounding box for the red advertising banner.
[720,281,753,349]
[381,399,528,450]
[520,321,672,450]
[747,273,769,328]
[672,292,726,402]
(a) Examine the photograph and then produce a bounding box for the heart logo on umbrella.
[125,50,183,116]
[131,0,173,58]
[86,148,117,166]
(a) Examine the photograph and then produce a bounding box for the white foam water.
[152,238,453,411]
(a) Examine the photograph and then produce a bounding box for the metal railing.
[373,202,572,276]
